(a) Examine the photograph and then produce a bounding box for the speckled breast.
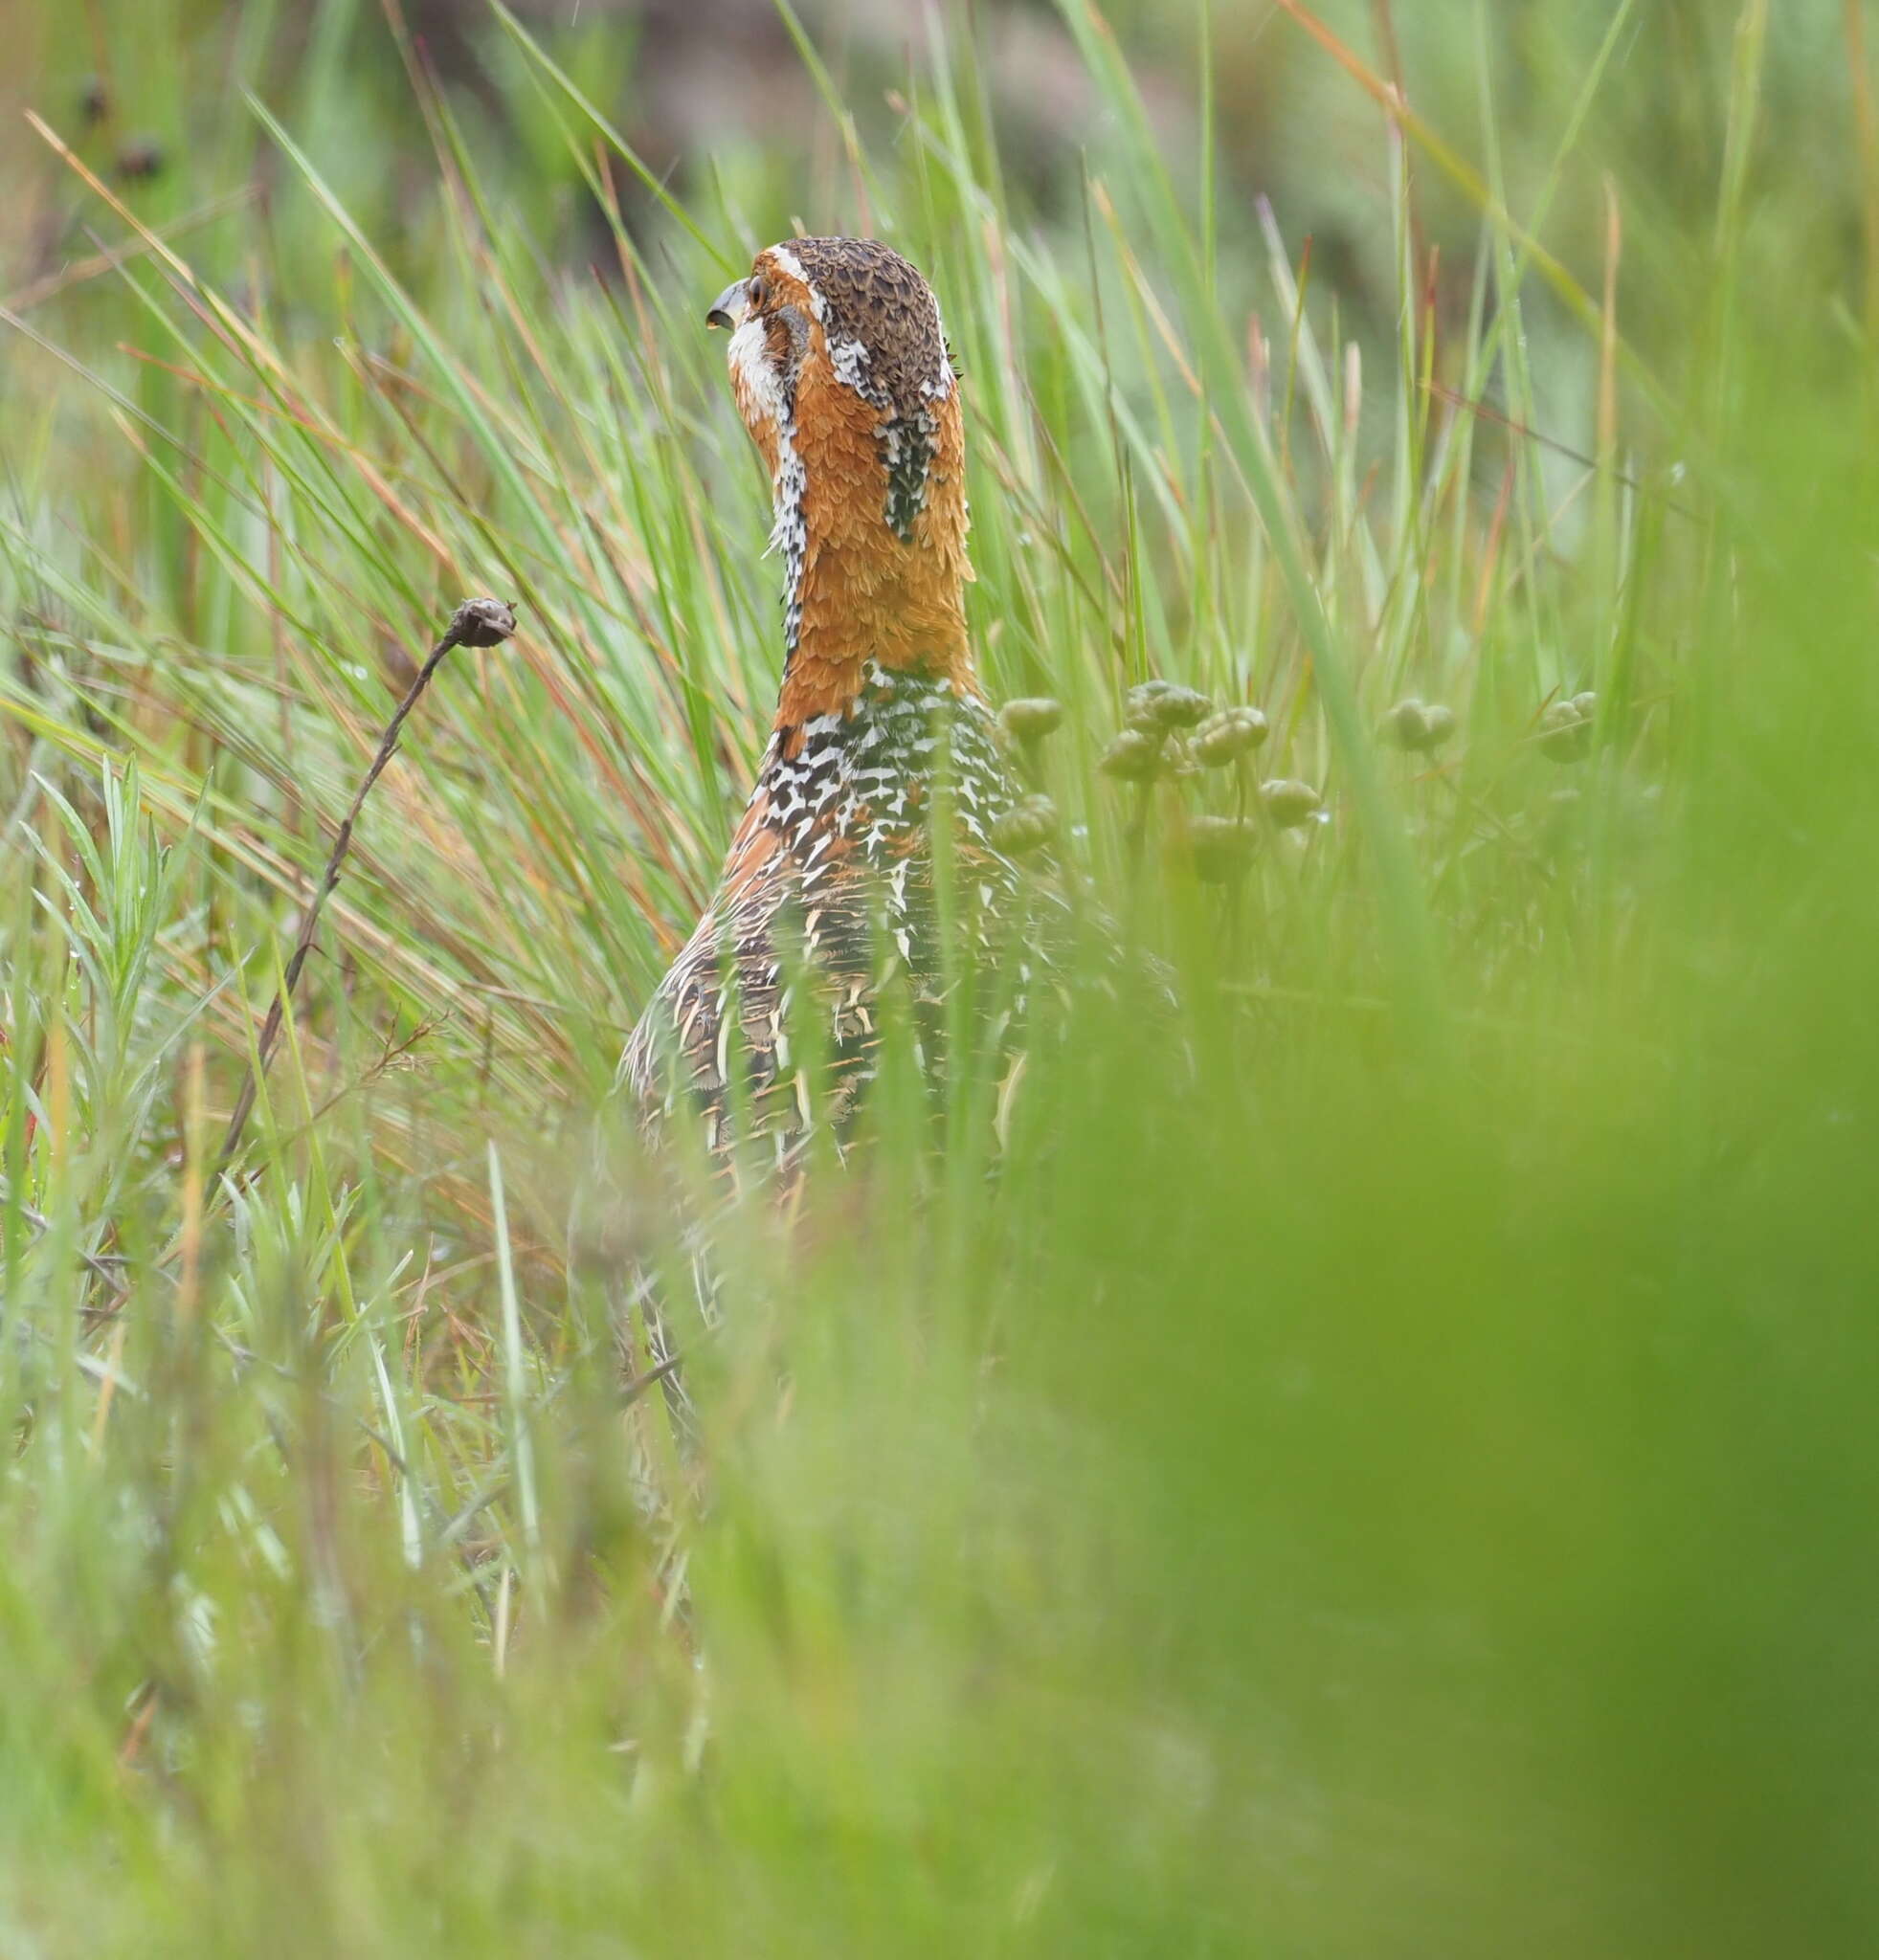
[620,664,1035,1163]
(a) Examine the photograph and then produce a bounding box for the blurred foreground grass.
[4,0,1879,1952]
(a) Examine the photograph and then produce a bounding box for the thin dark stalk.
[217,597,517,1177]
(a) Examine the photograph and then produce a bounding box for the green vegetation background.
[3,0,1876,1952]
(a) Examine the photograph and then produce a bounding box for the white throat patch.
[728,313,809,658]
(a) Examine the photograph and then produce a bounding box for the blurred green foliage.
[2,1,1877,1953]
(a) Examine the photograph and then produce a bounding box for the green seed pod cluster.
[1193,705,1270,766]
[998,697,1064,744]
[1381,699,1457,753]
[1126,679,1213,732]
[1538,692,1598,762]
[1095,679,1322,880]
[1099,727,1167,781]
[1259,779,1323,828]
[1185,814,1260,883]
[991,792,1059,857]
[1162,738,1201,780]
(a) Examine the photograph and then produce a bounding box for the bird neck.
[768,354,977,732]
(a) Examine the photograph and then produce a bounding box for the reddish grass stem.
[217,596,518,1177]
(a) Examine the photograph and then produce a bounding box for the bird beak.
[705,279,751,331]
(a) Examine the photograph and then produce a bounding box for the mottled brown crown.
[783,236,951,425]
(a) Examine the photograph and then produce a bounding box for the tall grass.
[2,1,1877,1951]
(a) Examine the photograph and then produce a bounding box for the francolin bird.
[620,238,1037,1169]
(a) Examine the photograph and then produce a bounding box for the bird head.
[706,238,975,722]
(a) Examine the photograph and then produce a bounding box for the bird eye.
[748,275,770,312]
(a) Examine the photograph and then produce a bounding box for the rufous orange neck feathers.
[706,236,977,728]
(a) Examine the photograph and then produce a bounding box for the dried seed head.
[1185,814,1259,882]
[79,77,109,124]
[991,792,1059,857]
[117,138,165,181]
[1099,727,1167,781]
[1126,679,1213,731]
[1259,778,1323,828]
[1193,704,1270,765]
[452,597,520,648]
[998,696,1064,743]
[1538,697,1593,762]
